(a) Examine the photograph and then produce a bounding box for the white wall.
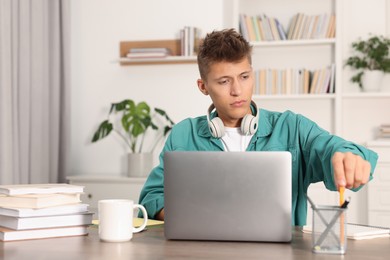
[70,0,390,179]
[70,0,223,176]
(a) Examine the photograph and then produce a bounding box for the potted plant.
[345,35,390,92]
[92,99,174,177]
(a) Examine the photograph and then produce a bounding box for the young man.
[138,29,378,226]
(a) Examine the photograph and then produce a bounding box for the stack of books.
[0,183,92,241]
[239,12,335,42]
[253,64,335,95]
[180,26,201,56]
[126,47,172,59]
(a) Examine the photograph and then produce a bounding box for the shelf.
[342,92,390,99]
[365,140,390,146]
[253,94,336,100]
[119,39,197,65]
[118,56,197,65]
[250,38,336,47]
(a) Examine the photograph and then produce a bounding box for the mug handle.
[133,204,148,233]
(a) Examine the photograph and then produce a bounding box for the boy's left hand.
[332,151,371,189]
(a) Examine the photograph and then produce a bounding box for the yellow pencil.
[339,186,345,249]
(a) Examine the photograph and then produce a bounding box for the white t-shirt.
[220,127,254,152]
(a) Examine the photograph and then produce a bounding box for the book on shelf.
[239,14,287,42]
[378,127,390,138]
[0,193,81,209]
[0,203,89,217]
[126,47,172,59]
[275,18,287,41]
[269,17,281,41]
[0,212,93,230]
[245,15,256,41]
[287,13,299,40]
[253,66,333,96]
[180,26,200,56]
[0,225,89,242]
[302,223,390,240]
[285,12,335,40]
[0,183,84,196]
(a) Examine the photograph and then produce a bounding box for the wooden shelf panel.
[119,39,198,65]
[253,93,336,100]
[118,56,197,65]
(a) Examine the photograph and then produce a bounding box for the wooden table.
[1,225,389,259]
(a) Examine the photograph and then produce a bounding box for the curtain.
[0,0,70,184]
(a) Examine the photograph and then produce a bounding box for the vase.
[127,153,153,177]
[362,70,384,92]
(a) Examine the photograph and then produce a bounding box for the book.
[251,16,261,41]
[302,223,390,240]
[0,225,88,241]
[0,212,93,230]
[256,16,266,41]
[0,193,81,209]
[0,183,84,196]
[287,13,299,40]
[126,52,168,58]
[92,217,164,227]
[245,15,256,41]
[128,47,170,53]
[0,203,89,217]
[239,14,249,41]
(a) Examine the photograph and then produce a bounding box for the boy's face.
[197,58,254,128]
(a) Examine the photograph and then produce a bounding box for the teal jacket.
[139,109,378,226]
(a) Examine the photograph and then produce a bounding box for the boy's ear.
[197,79,209,95]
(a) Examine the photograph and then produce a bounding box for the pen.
[339,186,345,249]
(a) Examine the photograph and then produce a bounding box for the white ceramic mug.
[98,199,148,242]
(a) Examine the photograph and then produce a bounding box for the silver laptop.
[164,151,292,242]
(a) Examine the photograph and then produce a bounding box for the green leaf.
[110,99,135,114]
[155,107,175,125]
[91,120,113,142]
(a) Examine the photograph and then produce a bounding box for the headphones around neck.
[206,100,259,138]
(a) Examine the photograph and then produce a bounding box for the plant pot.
[362,70,384,92]
[127,153,153,177]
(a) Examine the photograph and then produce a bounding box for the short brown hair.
[197,28,252,80]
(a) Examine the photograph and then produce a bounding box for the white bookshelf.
[224,0,390,225]
[224,0,342,135]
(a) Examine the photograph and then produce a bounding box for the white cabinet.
[366,141,390,227]
[67,176,147,211]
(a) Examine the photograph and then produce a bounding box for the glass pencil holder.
[311,205,347,255]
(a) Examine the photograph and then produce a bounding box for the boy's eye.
[219,79,229,85]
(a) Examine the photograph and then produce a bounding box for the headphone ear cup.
[208,117,225,138]
[241,114,258,135]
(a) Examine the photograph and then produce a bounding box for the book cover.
[251,16,261,41]
[0,193,81,209]
[269,17,281,41]
[275,18,287,40]
[287,13,298,40]
[239,14,249,41]
[310,15,320,39]
[0,212,93,230]
[126,52,168,58]
[256,16,266,42]
[292,13,304,40]
[0,203,89,217]
[245,15,256,41]
[0,183,84,196]
[0,225,88,242]
[302,223,390,240]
